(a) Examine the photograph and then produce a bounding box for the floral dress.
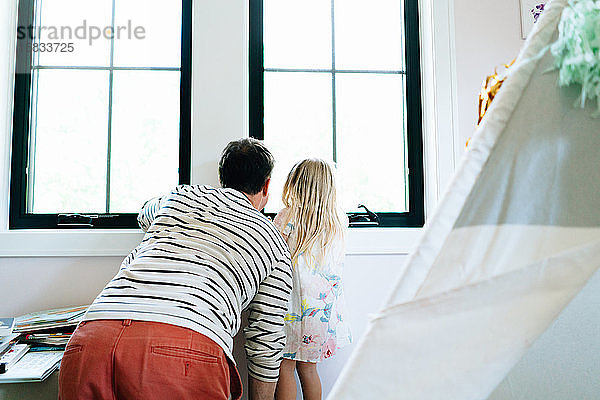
[274,208,352,363]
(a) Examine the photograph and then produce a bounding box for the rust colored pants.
[58,320,242,400]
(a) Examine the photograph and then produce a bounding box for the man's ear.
[262,178,271,196]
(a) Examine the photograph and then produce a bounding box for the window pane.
[334,0,404,71]
[113,0,182,67]
[109,71,181,213]
[33,0,112,67]
[263,72,333,213]
[29,69,109,213]
[335,73,407,212]
[264,0,332,69]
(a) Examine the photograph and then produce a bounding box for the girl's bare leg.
[296,361,322,400]
[275,358,297,400]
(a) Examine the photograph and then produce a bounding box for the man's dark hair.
[218,138,275,195]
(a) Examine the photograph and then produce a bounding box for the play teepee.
[329,1,600,399]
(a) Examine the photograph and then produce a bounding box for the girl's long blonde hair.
[281,159,346,264]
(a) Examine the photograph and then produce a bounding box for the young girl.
[273,159,351,400]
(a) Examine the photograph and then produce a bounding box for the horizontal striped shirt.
[84,185,292,381]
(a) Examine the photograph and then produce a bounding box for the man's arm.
[248,376,277,400]
[243,259,293,396]
[122,194,169,270]
[137,196,166,232]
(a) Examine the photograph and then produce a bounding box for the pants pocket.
[151,345,219,364]
[134,344,230,399]
[63,344,83,356]
[58,344,85,400]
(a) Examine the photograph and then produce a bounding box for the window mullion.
[331,0,337,164]
[26,0,44,212]
[105,0,117,213]
[26,71,39,212]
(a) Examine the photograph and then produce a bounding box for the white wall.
[453,0,523,157]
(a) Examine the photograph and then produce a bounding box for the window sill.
[345,228,422,256]
[0,227,422,258]
[0,230,144,257]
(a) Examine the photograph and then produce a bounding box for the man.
[58,138,292,400]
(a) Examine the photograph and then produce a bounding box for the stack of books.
[0,351,64,383]
[22,333,72,347]
[0,306,89,383]
[1,317,31,380]
[14,306,88,333]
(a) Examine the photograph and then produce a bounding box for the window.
[250,0,424,227]
[10,0,192,229]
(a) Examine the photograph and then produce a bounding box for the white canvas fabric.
[328,1,600,399]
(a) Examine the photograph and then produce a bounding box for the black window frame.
[9,0,192,229]
[249,0,424,228]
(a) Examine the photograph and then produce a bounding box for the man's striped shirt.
[84,185,292,381]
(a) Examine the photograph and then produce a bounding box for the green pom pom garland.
[551,0,600,115]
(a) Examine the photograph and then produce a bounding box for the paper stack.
[14,306,88,333]
[22,333,72,347]
[0,306,89,383]
[0,351,63,383]
[0,343,30,373]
